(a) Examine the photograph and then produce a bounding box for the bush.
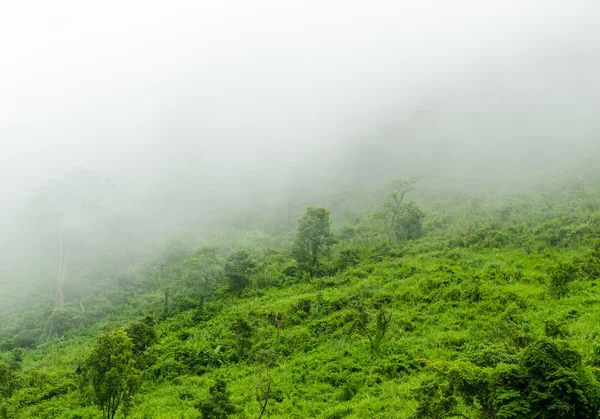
[0,361,20,398]
[196,379,236,419]
[126,316,157,369]
[43,307,74,339]
[549,261,581,297]
[224,250,256,294]
[334,246,363,271]
[413,339,600,418]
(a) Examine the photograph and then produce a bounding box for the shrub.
[549,261,581,297]
[224,250,256,294]
[196,378,236,419]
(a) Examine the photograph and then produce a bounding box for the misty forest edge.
[2,175,600,418]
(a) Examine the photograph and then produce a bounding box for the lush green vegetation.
[3,178,600,418]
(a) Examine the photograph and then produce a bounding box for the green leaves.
[0,361,20,399]
[184,246,224,289]
[549,247,600,297]
[224,250,256,294]
[377,178,424,241]
[196,378,236,419]
[549,261,581,298]
[8,179,600,418]
[293,207,335,277]
[85,329,142,419]
[414,339,600,419]
[125,316,158,370]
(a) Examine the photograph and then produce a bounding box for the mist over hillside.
[1,0,600,294]
[4,3,600,417]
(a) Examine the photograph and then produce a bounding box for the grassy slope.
[3,182,600,418]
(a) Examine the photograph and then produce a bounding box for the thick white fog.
[2,1,598,194]
[1,0,600,283]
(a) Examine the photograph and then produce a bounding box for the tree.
[196,378,236,419]
[125,316,157,370]
[85,329,141,419]
[23,170,115,306]
[520,340,600,418]
[377,177,424,241]
[224,250,256,295]
[43,305,74,339]
[413,339,600,419]
[293,207,335,277]
[184,246,223,291]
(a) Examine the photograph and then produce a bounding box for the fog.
[1,1,600,298]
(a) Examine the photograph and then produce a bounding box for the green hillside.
[3,179,600,418]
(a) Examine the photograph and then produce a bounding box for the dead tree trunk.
[56,232,68,306]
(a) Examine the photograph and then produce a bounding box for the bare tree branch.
[256,365,271,419]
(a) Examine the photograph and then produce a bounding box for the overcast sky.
[1,0,599,209]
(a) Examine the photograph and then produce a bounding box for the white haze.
[0,0,599,280]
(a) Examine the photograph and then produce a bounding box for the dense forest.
[2,175,600,418]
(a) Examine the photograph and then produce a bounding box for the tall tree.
[293,207,335,277]
[56,231,68,306]
[24,170,113,305]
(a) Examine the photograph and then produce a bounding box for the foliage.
[43,306,74,339]
[334,245,364,271]
[549,261,581,297]
[4,181,600,417]
[184,246,224,290]
[84,329,142,419]
[293,207,335,277]
[224,250,256,294]
[0,361,20,399]
[233,317,253,360]
[352,304,392,353]
[196,378,236,419]
[125,316,158,369]
[413,339,600,418]
[376,177,425,241]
